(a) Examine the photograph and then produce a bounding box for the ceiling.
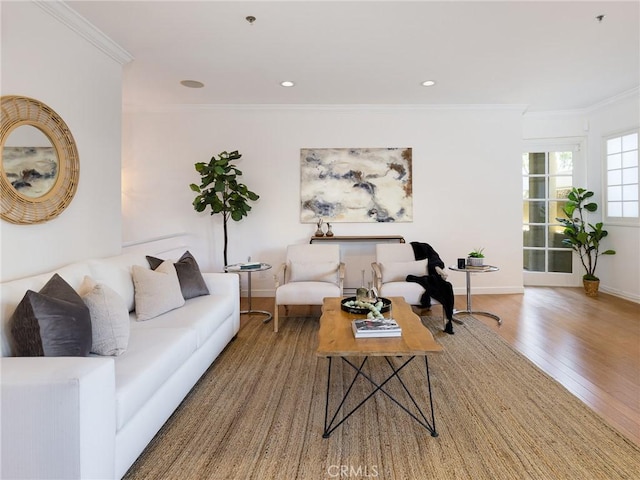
[67,1,640,112]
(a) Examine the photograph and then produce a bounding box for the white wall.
[122,105,524,296]
[523,90,640,302]
[0,2,125,281]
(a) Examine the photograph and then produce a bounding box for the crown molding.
[124,103,529,114]
[524,86,640,118]
[34,1,133,65]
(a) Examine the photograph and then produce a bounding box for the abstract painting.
[300,147,413,223]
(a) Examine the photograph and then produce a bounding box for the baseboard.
[598,286,640,304]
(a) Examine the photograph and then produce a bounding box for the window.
[606,131,639,220]
[522,150,574,274]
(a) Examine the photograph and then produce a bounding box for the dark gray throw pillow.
[146,251,209,300]
[10,273,92,357]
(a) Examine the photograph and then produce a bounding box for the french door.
[522,140,583,286]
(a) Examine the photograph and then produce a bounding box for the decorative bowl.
[341,296,392,314]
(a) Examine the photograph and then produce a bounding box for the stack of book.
[352,318,402,338]
[465,264,492,271]
[240,262,262,270]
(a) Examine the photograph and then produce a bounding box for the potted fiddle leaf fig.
[190,150,259,266]
[556,187,615,296]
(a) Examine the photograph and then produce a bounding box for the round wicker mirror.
[1,95,79,224]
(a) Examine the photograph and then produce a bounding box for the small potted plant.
[467,248,485,266]
[556,187,615,296]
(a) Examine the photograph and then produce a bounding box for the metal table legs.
[454,270,501,324]
[242,271,272,323]
[322,355,438,438]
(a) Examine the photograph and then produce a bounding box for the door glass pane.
[525,153,546,175]
[548,201,568,223]
[549,152,573,174]
[608,153,622,169]
[549,176,572,199]
[523,250,545,272]
[548,250,572,273]
[523,201,545,223]
[524,225,545,247]
[526,177,545,198]
[548,225,567,248]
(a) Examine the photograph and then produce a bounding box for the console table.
[310,235,405,243]
[309,235,405,294]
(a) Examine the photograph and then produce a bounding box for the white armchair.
[273,244,345,332]
[371,243,450,332]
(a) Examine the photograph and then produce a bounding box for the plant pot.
[583,278,600,297]
[467,257,484,267]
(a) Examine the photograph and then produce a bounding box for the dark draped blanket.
[406,241,455,334]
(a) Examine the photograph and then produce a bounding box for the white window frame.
[522,138,585,287]
[603,128,640,226]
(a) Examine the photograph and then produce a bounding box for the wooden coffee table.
[316,296,443,438]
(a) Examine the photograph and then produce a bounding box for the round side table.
[448,265,501,325]
[225,263,273,323]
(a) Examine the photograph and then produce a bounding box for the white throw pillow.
[132,261,185,321]
[381,259,428,283]
[289,261,339,284]
[78,276,130,356]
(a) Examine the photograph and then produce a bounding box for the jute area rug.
[124,314,640,480]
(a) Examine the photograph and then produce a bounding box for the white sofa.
[0,251,240,480]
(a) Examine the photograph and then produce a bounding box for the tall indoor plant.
[190,150,259,266]
[556,187,615,296]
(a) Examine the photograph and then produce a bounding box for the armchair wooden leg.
[274,304,280,333]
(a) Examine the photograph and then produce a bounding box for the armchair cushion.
[289,261,340,284]
[380,259,427,283]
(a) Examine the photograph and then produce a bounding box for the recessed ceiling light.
[421,80,436,87]
[280,80,295,87]
[180,80,204,88]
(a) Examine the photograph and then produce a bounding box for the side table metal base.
[240,309,272,323]
[454,309,501,325]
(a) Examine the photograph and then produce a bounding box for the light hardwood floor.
[242,288,640,445]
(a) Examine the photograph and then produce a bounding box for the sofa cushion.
[78,276,130,356]
[112,326,197,430]
[132,261,185,321]
[130,292,235,348]
[10,274,92,357]
[380,259,428,283]
[146,251,209,300]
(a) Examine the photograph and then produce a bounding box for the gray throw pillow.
[10,273,92,357]
[146,251,209,299]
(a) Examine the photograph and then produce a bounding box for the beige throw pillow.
[381,259,428,283]
[79,276,130,356]
[132,261,185,321]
